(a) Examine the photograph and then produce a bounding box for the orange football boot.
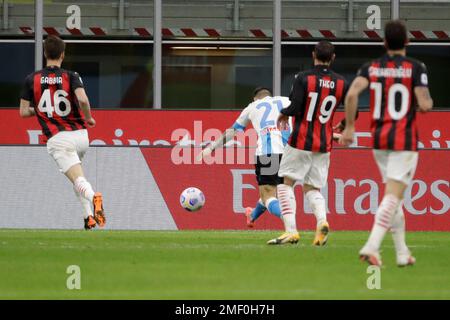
[93,192,106,227]
[245,207,254,228]
[84,216,96,230]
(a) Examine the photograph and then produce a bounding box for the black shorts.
[255,154,283,186]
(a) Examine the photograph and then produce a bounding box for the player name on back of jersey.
[368,66,412,78]
[40,76,63,85]
[319,79,335,89]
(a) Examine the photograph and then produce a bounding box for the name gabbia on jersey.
[30,69,86,141]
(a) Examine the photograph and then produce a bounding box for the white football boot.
[359,245,383,267]
[396,251,416,267]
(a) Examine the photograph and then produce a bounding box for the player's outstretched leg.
[360,193,400,266]
[265,197,282,219]
[67,164,106,229]
[245,199,266,228]
[267,183,299,245]
[305,188,329,246]
[391,201,415,267]
[73,185,96,230]
[74,177,106,228]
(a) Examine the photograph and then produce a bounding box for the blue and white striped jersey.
[232,96,292,156]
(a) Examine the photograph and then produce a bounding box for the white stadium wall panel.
[0,146,177,230]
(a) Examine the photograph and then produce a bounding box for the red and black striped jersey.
[281,65,348,153]
[357,54,429,151]
[20,66,87,142]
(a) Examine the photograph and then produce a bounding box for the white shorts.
[278,145,330,189]
[373,150,418,186]
[46,129,89,174]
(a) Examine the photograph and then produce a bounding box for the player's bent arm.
[198,104,248,161]
[414,86,433,113]
[209,128,237,151]
[280,100,302,117]
[197,128,237,161]
[19,99,35,118]
[344,76,368,128]
[339,77,368,146]
[74,88,93,119]
[335,109,359,131]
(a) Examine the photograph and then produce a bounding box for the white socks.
[73,177,95,219]
[365,194,400,252]
[74,185,94,219]
[276,185,327,233]
[305,190,327,227]
[74,176,95,202]
[277,184,297,233]
[391,200,409,255]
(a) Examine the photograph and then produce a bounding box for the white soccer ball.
[180,187,205,212]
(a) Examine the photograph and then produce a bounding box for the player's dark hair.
[384,20,408,50]
[253,87,272,98]
[314,40,334,63]
[44,35,65,60]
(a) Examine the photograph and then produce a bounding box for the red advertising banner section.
[143,148,449,231]
[0,109,448,231]
[0,109,449,150]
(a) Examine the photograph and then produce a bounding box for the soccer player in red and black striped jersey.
[267,40,348,245]
[19,35,106,230]
[341,20,433,267]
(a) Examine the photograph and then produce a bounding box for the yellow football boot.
[267,232,300,245]
[313,221,329,246]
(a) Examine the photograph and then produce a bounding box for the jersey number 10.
[370,82,409,120]
[37,89,71,117]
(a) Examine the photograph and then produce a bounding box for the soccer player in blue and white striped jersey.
[198,87,291,227]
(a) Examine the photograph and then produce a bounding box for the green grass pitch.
[0,229,449,299]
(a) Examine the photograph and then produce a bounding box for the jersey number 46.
[37,89,71,117]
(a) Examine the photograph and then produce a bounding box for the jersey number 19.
[306,92,337,124]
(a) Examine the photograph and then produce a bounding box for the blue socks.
[266,198,282,218]
[250,200,266,222]
[250,198,282,222]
